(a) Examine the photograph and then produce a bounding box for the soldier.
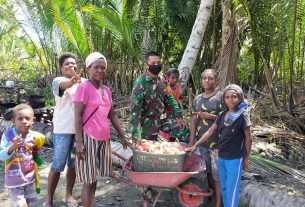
[130,51,185,142]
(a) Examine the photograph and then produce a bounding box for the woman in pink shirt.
[74,52,128,207]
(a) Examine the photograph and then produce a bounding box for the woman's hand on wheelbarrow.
[184,145,196,154]
[131,138,141,147]
[120,136,130,149]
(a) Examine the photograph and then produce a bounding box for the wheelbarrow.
[111,151,213,207]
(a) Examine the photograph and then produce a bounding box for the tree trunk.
[254,46,259,85]
[301,37,305,80]
[178,0,215,92]
[288,0,298,113]
[216,0,238,90]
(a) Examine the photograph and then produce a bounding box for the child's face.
[13,109,35,135]
[168,74,179,87]
[61,57,77,78]
[201,71,216,90]
[224,90,242,110]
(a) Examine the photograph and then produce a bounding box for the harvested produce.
[135,140,185,155]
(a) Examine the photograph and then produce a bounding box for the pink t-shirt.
[74,80,112,141]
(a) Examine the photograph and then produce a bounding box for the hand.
[71,68,83,83]
[243,157,250,172]
[74,142,85,160]
[8,134,22,154]
[196,111,211,120]
[120,137,129,149]
[184,146,196,154]
[132,138,141,146]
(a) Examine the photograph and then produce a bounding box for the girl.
[189,69,223,207]
[186,84,252,207]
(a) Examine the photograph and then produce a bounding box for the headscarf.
[223,84,248,126]
[85,52,107,68]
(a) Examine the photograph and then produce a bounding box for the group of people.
[0,50,252,207]
[129,51,252,207]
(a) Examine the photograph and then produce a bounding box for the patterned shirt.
[130,73,182,139]
[0,128,45,188]
[193,91,223,149]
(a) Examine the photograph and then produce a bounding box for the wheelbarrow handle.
[112,151,128,162]
[110,174,137,186]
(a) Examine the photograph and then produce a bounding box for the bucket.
[5,80,14,88]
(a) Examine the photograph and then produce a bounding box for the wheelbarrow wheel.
[174,177,209,207]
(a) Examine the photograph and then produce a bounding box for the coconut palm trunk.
[178,0,215,92]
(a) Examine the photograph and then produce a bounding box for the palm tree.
[178,0,216,92]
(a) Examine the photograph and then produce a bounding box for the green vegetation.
[0,0,304,116]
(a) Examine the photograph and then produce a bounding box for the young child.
[161,68,189,142]
[186,84,252,207]
[0,104,45,207]
[165,68,181,103]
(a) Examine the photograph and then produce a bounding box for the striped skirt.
[75,132,112,184]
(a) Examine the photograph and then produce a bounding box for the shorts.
[75,132,112,184]
[8,182,37,207]
[51,133,75,172]
[197,146,219,181]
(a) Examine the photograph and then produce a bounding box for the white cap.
[85,52,107,68]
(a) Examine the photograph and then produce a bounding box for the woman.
[74,52,128,207]
[189,69,223,207]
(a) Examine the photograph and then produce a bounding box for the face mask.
[147,64,162,75]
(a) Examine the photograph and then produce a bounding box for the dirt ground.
[0,147,177,207]
[0,138,304,207]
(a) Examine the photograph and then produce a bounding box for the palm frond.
[81,4,134,51]
[250,154,305,182]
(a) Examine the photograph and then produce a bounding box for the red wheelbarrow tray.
[111,151,206,188]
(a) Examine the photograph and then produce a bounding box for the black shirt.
[216,111,251,159]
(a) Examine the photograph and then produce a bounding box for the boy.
[0,104,45,207]
[165,68,181,103]
[161,68,189,142]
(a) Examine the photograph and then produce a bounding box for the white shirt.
[52,77,84,134]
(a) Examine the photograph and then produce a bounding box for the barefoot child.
[186,84,252,207]
[0,104,45,207]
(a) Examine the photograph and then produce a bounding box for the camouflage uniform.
[130,73,182,140]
